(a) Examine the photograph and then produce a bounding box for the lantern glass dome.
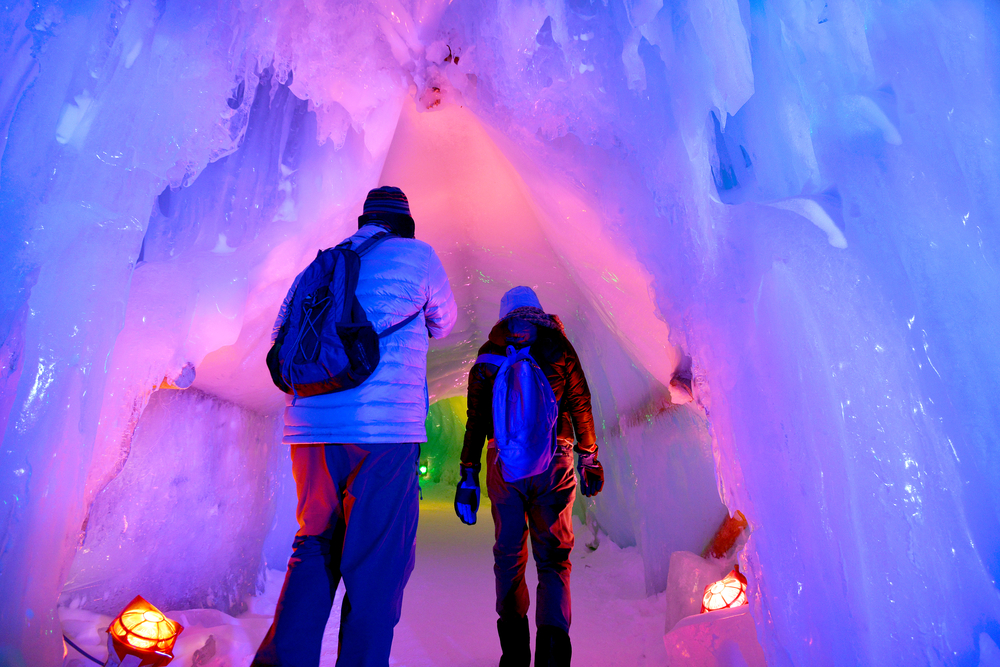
[701,567,749,613]
[110,596,183,654]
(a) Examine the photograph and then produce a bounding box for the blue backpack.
[477,345,559,482]
[267,230,421,398]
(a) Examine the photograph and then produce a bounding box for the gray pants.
[253,443,420,667]
[487,444,576,631]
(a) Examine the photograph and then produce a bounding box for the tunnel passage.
[61,84,730,616]
[4,2,1000,665]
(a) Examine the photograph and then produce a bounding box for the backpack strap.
[333,229,397,255]
[336,229,414,339]
[475,353,508,367]
[378,307,423,338]
[352,230,398,256]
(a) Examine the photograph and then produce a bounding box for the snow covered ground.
[62,499,668,666]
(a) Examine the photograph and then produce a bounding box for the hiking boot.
[534,625,571,667]
[497,616,530,667]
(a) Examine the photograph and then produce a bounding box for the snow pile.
[61,510,667,667]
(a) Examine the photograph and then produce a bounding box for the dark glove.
[577,452,604,497]
[454,466,480,525]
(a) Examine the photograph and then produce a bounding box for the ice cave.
[1,1,998,665]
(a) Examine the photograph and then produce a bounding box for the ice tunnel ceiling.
[186,92,680,414]
[2,1,1000,666]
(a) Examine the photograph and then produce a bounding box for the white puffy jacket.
[274,224,457,444]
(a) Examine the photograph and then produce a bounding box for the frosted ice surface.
[981,634,1000,667]
[664,551,730,633]
[1,1,999,665]
[62,388,279,616]
[624,406,729,594]
[664,605,766,667]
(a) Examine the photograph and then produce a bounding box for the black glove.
[577,452,604,497]
[454,466,480,525]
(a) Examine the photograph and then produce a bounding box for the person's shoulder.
[470,340,503,379]
[535,327,573,359]
[383,236,432,251]
[381,237,437,264]
[477,339,502,356]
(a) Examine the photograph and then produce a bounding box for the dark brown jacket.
[459,317,597,470]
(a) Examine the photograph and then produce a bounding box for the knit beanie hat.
[499,286,543,318]
[497,286,565,336]
[364,186,411,216]
[359,186,415,238]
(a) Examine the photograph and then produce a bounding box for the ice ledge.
[664,605,767,667]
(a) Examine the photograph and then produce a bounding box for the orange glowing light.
[108,595,183,664]
[701,566,748,613]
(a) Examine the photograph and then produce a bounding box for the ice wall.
[62,388,279,616]
[1,1,999,666]
[0,3,255,660]
[0,2,400,661]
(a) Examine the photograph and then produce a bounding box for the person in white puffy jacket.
[253,187,457,667]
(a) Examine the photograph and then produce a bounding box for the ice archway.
[2,1,999,665]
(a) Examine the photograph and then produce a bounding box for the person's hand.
[577,453,604,497]
[454,466,480,525]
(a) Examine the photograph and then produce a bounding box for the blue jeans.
[252,443,420,667]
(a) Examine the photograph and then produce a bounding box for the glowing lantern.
[701,566,748,613]
[105,596,183,667]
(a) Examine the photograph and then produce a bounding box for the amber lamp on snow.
[701,566,748,613]
[105,596,183,667]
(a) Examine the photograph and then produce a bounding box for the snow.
[62,506,668,666]
[2,1,1000,665]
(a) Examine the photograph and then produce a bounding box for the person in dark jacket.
[454,286,604,667]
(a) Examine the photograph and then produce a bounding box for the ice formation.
[1,1,998,665]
